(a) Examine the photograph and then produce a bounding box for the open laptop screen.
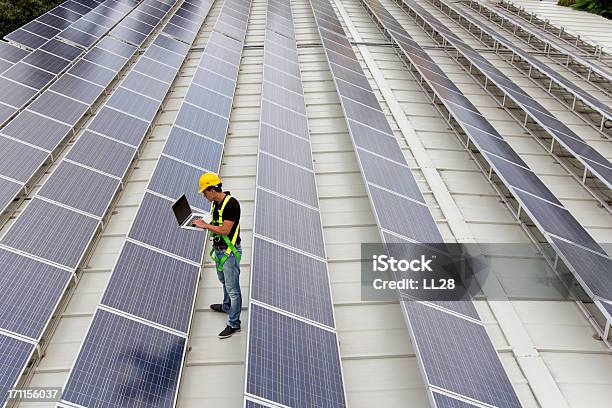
[172,195,192,226]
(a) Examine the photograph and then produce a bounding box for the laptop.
[172,194,210,231]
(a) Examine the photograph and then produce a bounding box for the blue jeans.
[215,244,242,328]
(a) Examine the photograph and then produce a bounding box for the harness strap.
[209,194,241,271]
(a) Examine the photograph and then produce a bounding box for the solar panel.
[0,334,35,407]
[0,248,72,339]
[259,124,313,169]
[101,241,199,332]
[251,237,334,326]
[175,103,229,141]
[257,153,319,208]
[362,0,612,321]
[403,302,522,407]
[128,192,206,263]
[0,135,49,182]
[0,42,32,63]
[162,126,223,171]
[255,189,326,258]
[67,58,116,86]
[89,107,150,146]
[38,161,120,217]
[27,91,90,125]
[400,0,612,189]
[246,304,345,407]
[3,62,54,89]
[50,74,105,104]
[0,198,100,269]
[83,46,128,71]
[61,309,186,408]
[21,50,69,74]
[66,131,137,178]
[148,156,210,210]
[133,56,178,83]
[309,0,523,406]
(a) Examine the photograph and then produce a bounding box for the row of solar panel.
[246,2,345,406]
[0,0,141,127]
[5,0,105,49]
[312,1,525,407]
[401,0,612,189]
[0,36,139,218]
[469,0,612,84]
[60,2,247,406]
[0,0,181,340]
[0,0,187,402]
[393,0,612,306]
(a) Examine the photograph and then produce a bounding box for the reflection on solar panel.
[245,1,346,406]
[367,0,612,318]
[61,309,186,408]
[308,0,521,406]
[61,1,236,406]
[0,0,193,397]
[400,0,612,190]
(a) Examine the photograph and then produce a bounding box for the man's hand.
[192,219,210,229]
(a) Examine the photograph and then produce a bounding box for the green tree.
[0,1,64,38]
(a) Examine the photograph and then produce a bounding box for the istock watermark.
[361,243,584,302]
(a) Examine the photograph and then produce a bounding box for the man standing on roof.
[192,172,242,339]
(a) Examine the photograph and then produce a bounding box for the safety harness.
[209,194,241,271]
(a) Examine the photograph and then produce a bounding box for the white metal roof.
[6,0,612,407]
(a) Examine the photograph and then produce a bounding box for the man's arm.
[192,219,234,235]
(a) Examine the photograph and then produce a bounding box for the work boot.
[218,325,240,339]
[210,304,226,313]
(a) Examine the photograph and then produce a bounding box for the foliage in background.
[0,1,63,38]
[558,0,612,18]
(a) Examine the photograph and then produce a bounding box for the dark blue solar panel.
[38,161,120,217]
[122,71,170,101]
[514,189,601,253]
[22,50,69,74]
[62,309,186,408]
[89,107,150,146]
[251,237,334,327]
[259,124,313,169]
[246,304,346,407]
[83,46,128,71]
[66,131,137,178]
[147,156,209,211]
[254,189,325,258]
[257,153,318,207]
[0,334,34,407]
[192,68,236,97]
[68,59,116,86]
[0,78,37,108]
[128,192,205,263]
[101,241,199,333]
[162,126,223,171]
[0,198,99,269]
[59,27,98,48]
[0,135,49,182]
[96,36,138,59]
[403,302,522,408]
[3,109,72,151]
[0,41,29,63]
[4,29,47,49]
[550,237,612,300]
[175,103,228,142]
[107,87,160,122]
[50,73,105,104]
[369,185,443,243]
[0,248,72,339]
[28,91,89,126]
[0,178,22,213]
[133,57,178,84]
[3,62,55,89]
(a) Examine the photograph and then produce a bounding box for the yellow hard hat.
[199,172,222,192]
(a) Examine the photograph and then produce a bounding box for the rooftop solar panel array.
[0,1,192,403]
[0,0,141,126]
[362,0,612,322]
[465,0,612,93]
[5,0,103,49]
[244,1,346,406]
[429,0,612,133]
[308,0,523,406]
[61,1,251,406]
[398,0,612,190]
